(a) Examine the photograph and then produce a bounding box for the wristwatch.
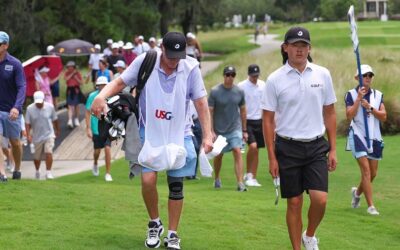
[367,107,373,113]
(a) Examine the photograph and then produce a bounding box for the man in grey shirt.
[25,91,59,180]
[208,66,248,192]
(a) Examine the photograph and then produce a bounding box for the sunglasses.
[225,73,236,78]
[362,73,374,78]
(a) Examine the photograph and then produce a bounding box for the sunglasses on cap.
[362,73,374,78]
[225,73,236,78]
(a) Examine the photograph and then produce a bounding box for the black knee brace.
[167,176,184,200]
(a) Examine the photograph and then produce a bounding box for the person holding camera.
[90,32,212,250]
[85,76,113,182]
[64,61,83,128]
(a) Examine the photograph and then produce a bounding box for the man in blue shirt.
[0,31,26,181]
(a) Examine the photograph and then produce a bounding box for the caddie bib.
[138,55,187,171]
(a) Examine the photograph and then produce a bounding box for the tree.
[320,0,358,21]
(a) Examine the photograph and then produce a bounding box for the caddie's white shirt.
[261,61,336,139]
[238,78,265,120]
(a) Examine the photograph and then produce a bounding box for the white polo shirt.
[88,53,103,70]
[238,78,266,120]
[261,61,336,139]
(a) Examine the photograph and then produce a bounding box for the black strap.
[136,50,157,99]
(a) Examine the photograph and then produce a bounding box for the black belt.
[277,134,324,143]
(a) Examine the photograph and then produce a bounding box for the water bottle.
[21,136,28,146]
[240,141,246,153]
[30,143,35,154]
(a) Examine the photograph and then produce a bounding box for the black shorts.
[91,69,98,84]
[92,134,111,149]
[275,135,330,198]
[246,119,265,148]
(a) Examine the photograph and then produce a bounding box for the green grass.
[268,21,400,49]
[199,29,259,57]
[1,136,400,249]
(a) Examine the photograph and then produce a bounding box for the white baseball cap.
[107,38,113,44]
[94,44,101,50]
[46,45,54,53]
[149,37,156,43]
[33,91,45,104]
[123,42,133,50]
[186,32,195,39]
[113,60,126,68]
[138,35,144,40]
[111,42,119,49]
[96,76,109,86]
[355,64,374,77]
[39,66,50,73]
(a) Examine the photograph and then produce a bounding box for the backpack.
[102,50,158,140]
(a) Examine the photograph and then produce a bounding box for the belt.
[277,134,324,143]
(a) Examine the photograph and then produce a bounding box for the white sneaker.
[6,162,15,173]
[46,172,54,180]
[92,165,99,176]
[351,187,361,208]
[244,172,253,182]
[367,206,380,215]
[245,178,262,187]
[67,119,73,128]
[302,231,319,250]
[145,221,164,248]
[163,233,181,249]
[74,118,80,127]
[35,171,40,180]
[105,173,113,182]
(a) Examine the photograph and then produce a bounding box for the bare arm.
[85,109,92,138]
[208,106,216,138]
[53,120,60,137]
[195,40,203,58]
[193,96,213,153]
[64,71,75,81]
[346,87,364,120]
[50,73,61,85]
[35,81,40,91]
[262,110,278,178]
[25,123,32,143]
[240,105,248,141]
[323,104,337,172]
[370,102,387,122]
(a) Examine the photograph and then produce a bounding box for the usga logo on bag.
[155,109,173,120]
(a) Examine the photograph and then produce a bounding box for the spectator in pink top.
[35,66,60,106]
[122,42,137,66]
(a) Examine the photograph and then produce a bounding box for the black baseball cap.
[284,27,311,44]
[248,64,260,76]
[162,32,186,59]
[223,66,236,75]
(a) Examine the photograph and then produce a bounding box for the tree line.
[2,0,399,61]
